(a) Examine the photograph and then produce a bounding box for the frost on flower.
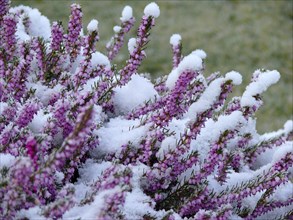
[0,1,292,220]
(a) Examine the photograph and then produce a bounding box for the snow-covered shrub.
[0,0,292,219]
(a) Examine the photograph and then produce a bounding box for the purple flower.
[1,13,17,59]
[64,3,83,62]
[107,15,135,60]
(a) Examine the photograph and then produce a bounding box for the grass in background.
[12,0,293,133]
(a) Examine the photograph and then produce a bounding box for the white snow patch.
[270,182,293,202]
[16,206,44,220]
[165,69,179,90]
[91,51,111,68]
[63,187,120,219]
[272,142,292,163]
[156,136,177,160]
[165,53,203,89]
[26,82,63,106]
[144,2,160,18]
[10,5,51,40]
[120,6,133,22]
[92,117,150,156]
[128,38,137,54]
[225,71,242,85]
[177,54,203,74]
[225,170,254,188]
[284,120,293,135]
[186,77,224,118]
[123,188,156,219]
[0,102,8,115]
[15,18,31,41]
[78,159,112,183]
[170,34,181,46]
[241,70,280,107]
[73,182,91,203]
[92,104,105,124]
[113,25,122,33]
[254,147,276,168]
[113,74,158,115]
[0,153,16,168]
[28,109,52,133]
[192,49,207,59]
[87,19,99,33]
[241,191,264,211]
[189,111,246,161]
[55,171,64,185]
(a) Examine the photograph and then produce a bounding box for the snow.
[63,187,120,219]
[177,54,203,73]
[167,118,190,141]
[55,171,65,185]
[15,19,31,41]
[272,142,292,163]
[165,69,179,89]
[73,182,91,203]
[78,159,112,183]
[165,53,203,89]
[170,34,181,46]
[270,182,293,202]
[0,102,8,115]
[16,207,44,220]
[189,111,246,161]
[10,5,51,40]
[253,147,275,168]
[92,117,150,156]
[92,104,105,124]
[128,38,137,54]
[284,120,293,135]
[91,51,111,68]
[192,49,207,59]
[241,191,264,211]
[0,153,16,168]
[113,74,158,114]
[256,204,293,220]
[144,2,160,18]
[241,70,280,107]
[224,170,254,189]
[123,163,166,219]
[87,19,99,33]
[156,136,177,160]
[186,77,224,117]
[225,71,242,85]
[123,188,157,219]
[186,71,241,118]
[81,76,101,94]
[28,109,52,133]
[120,5,133,22]
[26,82,63,106]
[156,118,189,160]
[113,25,122,33]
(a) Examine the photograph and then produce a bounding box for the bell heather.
[0,1,292,220]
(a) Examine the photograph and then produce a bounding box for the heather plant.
[0,1,292,219]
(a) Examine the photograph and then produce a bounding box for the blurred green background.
[12,0,292,133]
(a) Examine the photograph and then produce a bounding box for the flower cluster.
[0,1,292,219]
